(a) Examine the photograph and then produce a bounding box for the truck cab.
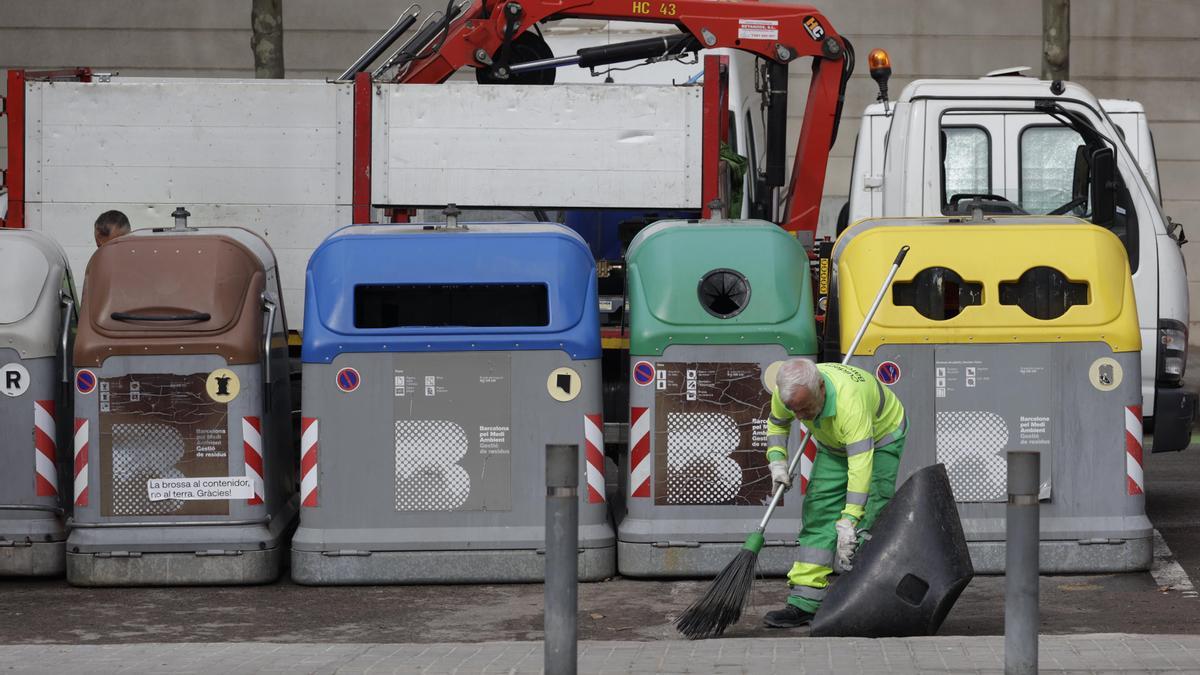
[842,74,1194,451]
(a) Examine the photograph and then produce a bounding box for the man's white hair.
[776,358,821,403]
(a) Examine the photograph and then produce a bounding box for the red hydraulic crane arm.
[397,0,849,238]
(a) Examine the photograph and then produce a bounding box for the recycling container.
[830,215,1150,572]
[66,224,294,585]
[619,219,819,577]
[292,222,615,584]
[0,229,77,576]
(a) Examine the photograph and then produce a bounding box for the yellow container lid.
[834,217,1140,354]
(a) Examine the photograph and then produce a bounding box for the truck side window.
[1019,125,1085,214]
[941,126,991,208]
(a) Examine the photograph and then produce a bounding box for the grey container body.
[0,229,77,577]
[0,353,69,576]
[853,343,1149,573]
[292,350,616,584]
[67,354,295,585]
[618,344,812,578]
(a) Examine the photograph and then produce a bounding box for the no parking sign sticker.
[633,361,656,386]
[875,361,901,386]
[336,367,361,393]
[76,369,98,395]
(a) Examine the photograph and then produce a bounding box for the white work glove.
[769,459,792,493]
[834,517,858,573]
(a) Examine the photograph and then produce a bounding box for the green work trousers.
[785,436,906,613]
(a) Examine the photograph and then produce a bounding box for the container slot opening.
[892,267,982,320]
[698,268,751,319]
[354,283,550,328]
[999,266,1088,320]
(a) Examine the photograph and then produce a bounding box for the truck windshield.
[939,118,1089,217]
[1019,125,1087,215]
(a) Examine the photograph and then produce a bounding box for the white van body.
[843,76,1192,445]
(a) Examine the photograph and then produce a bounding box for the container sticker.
[147,476,254,501]
[76,369,97,395]
[393,354,511,512]
[99,373,231,517]
[738,18,779,41]
[1089,357,1123,391]
[336,367,361,393]
[875,361,902,385]
[762,360,785,393]
[933,347,1053,503]
[633,360,656,386]
[547,367,581,402]
[0,363,30,398]
[802,15,825,40]
[653,361,776,506]
[206,368,240,403]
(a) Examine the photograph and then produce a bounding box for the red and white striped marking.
[1125,405,1144,496]
[584,414,606,504]
[630,406,651,498]
[33,400,58,497]
[242,417,265,505]
[300,417,318,507]
[798,428,818,495]
[73,418,89,507]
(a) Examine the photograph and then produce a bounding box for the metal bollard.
[545,444,578,675]
[1005,451,1040,675]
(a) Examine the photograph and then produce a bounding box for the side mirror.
[1071,145,1090,202]
[1090,147,1116,228]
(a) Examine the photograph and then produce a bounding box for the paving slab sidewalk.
[3,633,1200,674]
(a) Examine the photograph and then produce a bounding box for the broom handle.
[756,244,909,532]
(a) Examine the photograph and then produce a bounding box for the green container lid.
[625,219,817,355]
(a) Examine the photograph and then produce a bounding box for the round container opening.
[698,268,751,319]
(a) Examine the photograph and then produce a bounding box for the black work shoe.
[762,604,816,628]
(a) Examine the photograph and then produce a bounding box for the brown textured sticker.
[99,373,231,517]
[653,362,775,506]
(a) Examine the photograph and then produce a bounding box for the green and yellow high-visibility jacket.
[766,362,905,523]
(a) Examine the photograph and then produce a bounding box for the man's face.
[785,378,825,420]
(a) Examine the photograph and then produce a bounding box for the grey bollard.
[1005,451,1040,675]
[545,444,578,675]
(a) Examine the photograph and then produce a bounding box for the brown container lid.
[75,234,266,367]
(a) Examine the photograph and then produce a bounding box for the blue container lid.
[302,223,599,362]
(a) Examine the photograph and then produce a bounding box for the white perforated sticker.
[394,420,471,511]
[936,410,1008,503]
[112,423,187,515]
[665,412,742,504]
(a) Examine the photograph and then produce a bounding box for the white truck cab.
[842,74,1194,451]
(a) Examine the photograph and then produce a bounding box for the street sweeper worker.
[761,357,907,629]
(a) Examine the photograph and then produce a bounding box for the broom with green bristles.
[675,244,909,640]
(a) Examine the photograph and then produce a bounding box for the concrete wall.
[2,0,1198,332]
